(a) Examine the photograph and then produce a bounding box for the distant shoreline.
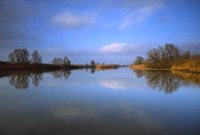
[0,62,121,71]
[0,63,80,71]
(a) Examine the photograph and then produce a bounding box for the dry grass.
[129,64,169,71]
[96,64,119,71]
[171,60,200,73]
[129,64,146,71]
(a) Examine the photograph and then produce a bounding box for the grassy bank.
[129,64,170,71]
[171,60,200,73]
[96,64,120,71]
[130,62,200,73]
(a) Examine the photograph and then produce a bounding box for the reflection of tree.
[90,68,95,74]
[9,73,30,89]
[145,71,180,94]
[63,70,71,79]
[85,68,89,72]
[31,72,43,87]
[172,71,200,86]
[51,70,71,79]
[133,70,144,78]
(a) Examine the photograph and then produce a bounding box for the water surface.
[0,68,200,135]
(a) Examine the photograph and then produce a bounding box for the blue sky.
[0,0,200,64]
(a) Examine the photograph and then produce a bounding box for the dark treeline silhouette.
[0,48,83,70]
[133,70,200,94]
[1,48,121,71]
[8,48,42,64]
[131,43,200,72]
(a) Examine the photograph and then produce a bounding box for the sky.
[0,0,200,64]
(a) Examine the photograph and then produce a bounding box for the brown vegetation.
[129,64,146,71]
[145,43,180,69]
[171,54,200,72]
[133,56,144,65]
[96,64,120,71]
[129,64,169,71]
[130,43,200,73]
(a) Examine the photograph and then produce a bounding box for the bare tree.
[57,58,63,65]
[63,56,68,65]
[181,50,191,60]
[90,60,95,67]
[145,44,180,68]
[8,48,29,64]
[51,57,58,65]
[63,56,71,67]
[133,56,144,65]
[31,50,42,64]
[66,59,71,65]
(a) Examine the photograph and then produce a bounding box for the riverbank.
[129,64,200,73]
[171,60,200,73]
[0,62,80,70]
[129,64,170,71]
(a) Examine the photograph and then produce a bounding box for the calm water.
[0,68,200,135]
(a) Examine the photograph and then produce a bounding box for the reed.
[129,64,170,71]
[129,64,146,71]
[171,60,200,73]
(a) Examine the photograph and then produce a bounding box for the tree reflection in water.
[51,70,71,79]
[133,70,145,78]
[9,73,31,89]
[31,72,43,87]
[8,70,72,89]
[133,69,200,94]
[145,71,180,94]
[91,68,95,74]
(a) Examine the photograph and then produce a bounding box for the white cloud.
[99,43,127,53]
[99,42,155,54]
[99,80,127,90]
[99,78,148,90]
[51,11,96,30]
[118,1,164,29]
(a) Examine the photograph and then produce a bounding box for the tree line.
[8,49,42,64]
[133,43,200,71]
[7,48,73,67]
[6,48,99,68]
